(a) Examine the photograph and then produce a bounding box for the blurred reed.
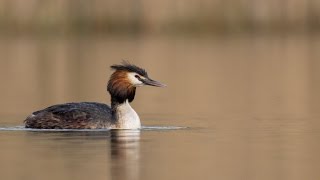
[0,0,319,35]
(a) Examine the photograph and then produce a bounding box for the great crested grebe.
[24,62,166,129]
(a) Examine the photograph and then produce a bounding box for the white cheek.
[127,73,144,86]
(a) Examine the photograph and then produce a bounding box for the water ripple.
[0,125,187,132]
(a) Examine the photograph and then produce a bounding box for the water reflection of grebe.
[109,130,141,180]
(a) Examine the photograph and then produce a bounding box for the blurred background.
[0,0,320,34]
[0,0,319,120]
[1,1,320,180]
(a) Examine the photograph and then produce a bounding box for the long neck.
[111,98,141,129]
[107,71,140,129]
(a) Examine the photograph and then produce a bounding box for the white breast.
[115,100,141,129]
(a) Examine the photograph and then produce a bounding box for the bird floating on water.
[24,61,166,129]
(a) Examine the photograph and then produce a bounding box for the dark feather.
[108,83,136,104]
[107,69,136,104]
[127,88,136,102]
[110,61,148,77]
[24,102,113,129]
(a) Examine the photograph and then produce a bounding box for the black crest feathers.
[110,61,148,77]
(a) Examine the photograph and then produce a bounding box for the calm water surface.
[1,34,320,180]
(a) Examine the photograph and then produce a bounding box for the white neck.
[114,100,141,129]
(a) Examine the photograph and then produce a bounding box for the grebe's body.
[24,62,165,129]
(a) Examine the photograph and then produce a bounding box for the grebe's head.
[107,61,166,103]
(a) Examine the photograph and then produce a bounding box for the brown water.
[1,34,320,180]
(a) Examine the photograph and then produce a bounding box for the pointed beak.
[143,78,167,87]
